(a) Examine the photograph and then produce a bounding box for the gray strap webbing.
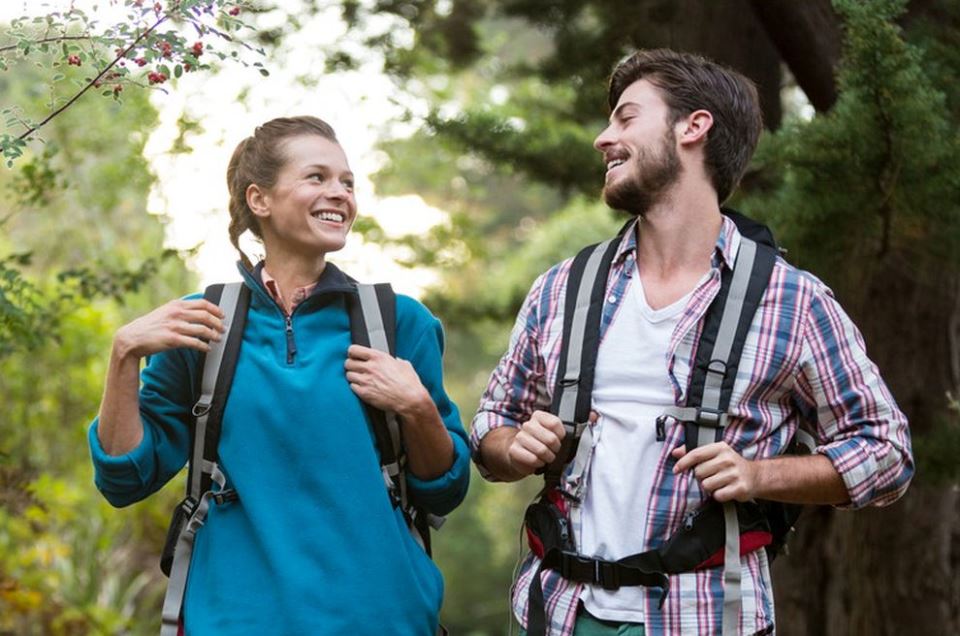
[189,282,242,500]
[160,463,227,636]
[722,501,741,636]
[556,239,614,423]
[694,239,757,635]
[698,238,757,447]
[163,283,242,633]
[659,406,729,429]
[357,284,407,507]
[357,283,433,538]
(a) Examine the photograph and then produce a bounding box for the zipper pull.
[285,315,297,364]
[655,416,667,442]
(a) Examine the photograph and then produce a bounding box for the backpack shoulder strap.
[348,283,440,553]
[662,236,777,451]
[349,284,403,489]
[187,281,250,501]
[540,230,623,489]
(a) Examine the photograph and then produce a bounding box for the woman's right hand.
[114,298,226,360]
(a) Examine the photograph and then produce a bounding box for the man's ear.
[247,183,270,219]
[678,109,713,147]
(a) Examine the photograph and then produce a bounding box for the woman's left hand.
[345,345,431,416]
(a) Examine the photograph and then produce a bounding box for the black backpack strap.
[349,283,440,555]
[187,282,250,500]
[661,237,777,451]
[540,233,622,491]
[160,281,249,635]
[656,228,777,636]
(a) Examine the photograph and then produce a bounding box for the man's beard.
[602,128,682,217]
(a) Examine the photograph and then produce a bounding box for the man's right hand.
[479,410,566,481]
[507,410,566,475]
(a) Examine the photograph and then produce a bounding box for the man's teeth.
[607,159,626,171]
[313,211,344,222]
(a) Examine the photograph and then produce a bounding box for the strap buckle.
[596,560,620,590]
[558,551,591,580]
[694,407,727,428]
[212,489,238,505]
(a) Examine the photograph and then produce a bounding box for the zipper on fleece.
[284,314,297,364]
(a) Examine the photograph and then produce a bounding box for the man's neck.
[633,185,723,309]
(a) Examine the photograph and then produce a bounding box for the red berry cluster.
[67,54,81,66]
[158,40,173,58]
[192,41,204,57]
[135,57,147,67]
[229,6,241,16]
[147,71,168,84]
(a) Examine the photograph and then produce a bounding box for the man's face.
[593,79,683,216]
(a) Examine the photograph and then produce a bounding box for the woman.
[89,116,470,635]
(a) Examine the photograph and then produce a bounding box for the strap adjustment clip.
[694,407,727,428]
[191,399,212,418]
[212,489,238,505]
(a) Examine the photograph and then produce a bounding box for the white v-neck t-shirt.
[579,270,694,623]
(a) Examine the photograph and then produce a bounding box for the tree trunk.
[773,256,960,634]
[631,0,783,129]
[749,0,842,113]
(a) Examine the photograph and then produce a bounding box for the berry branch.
[15,14,169,144]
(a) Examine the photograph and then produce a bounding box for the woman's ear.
[247,183,270,219]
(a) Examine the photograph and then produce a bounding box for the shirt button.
[607,294,617,304]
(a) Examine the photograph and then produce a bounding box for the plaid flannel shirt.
[469,216,913,636]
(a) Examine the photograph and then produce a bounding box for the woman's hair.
[226,116,339,269]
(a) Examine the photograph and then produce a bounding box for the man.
[470,49,913,636]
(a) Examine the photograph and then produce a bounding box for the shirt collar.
[239,260,356,310]
[611,213,740,271]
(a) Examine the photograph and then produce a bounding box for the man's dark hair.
[608,49,762,203]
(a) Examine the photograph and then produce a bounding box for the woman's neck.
[262,252,327,304]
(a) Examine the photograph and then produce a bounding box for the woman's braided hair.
[226,116,339,269]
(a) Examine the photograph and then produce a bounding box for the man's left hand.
[672,442,759,502]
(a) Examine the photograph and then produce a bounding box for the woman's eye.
[342,180,355,191]
[308,173,324,181]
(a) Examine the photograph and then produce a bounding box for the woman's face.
[253,134,357,258]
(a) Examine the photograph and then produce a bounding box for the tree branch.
[15,14,168,142]
[0,35,94,54]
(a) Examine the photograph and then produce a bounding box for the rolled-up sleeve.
[470,273,552,480]
[88,346,196,507]
[795,286,914,509]
[402,309,470,516]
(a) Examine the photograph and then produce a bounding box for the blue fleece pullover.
[89,263,470,635]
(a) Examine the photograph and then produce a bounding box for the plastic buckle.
[180,496,198,517]
[212,489,238,505]
[558,551,590,581]
[695,407,726,428]
[597,560,620,590]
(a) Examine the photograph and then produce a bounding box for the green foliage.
[0,0,265,166]
[745,0,960,289]
[911,401,960,485]
[0,47,195,633]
